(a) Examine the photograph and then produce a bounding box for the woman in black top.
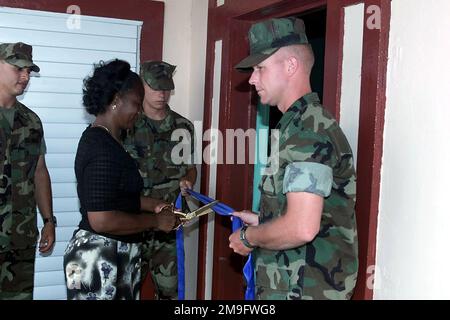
[63,60,177,300]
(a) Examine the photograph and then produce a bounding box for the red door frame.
[323,0,392,300]
[199,0,391,300]
[0,0,164,300]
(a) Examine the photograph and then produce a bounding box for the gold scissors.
[161,200,219,230]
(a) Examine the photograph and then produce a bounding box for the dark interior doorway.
[268,8,327,144]
[202,0,343,300]
[203,0,388,300]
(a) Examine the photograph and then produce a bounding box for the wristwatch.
[43,216,57,226]
[240,226,256,249]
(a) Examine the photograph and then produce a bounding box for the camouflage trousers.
[63,230,142,300]
[255,286,298,300]
[254,265,355,300]
[141,230,177,300]
[0,247,35,300]
[255,284,352,300]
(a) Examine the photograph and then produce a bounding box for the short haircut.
[282,44,315,74]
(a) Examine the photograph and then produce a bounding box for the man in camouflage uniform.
[0,42,55,299]
[229,17,358,300]
[123,61,196,299]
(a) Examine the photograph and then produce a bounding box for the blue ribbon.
[175,194,185,300]
[175,190,255,300]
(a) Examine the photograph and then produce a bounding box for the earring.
[112,105,117,110]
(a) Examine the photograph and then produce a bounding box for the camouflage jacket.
[0,101,44,252]
[256,93,358,300]
[123,106,195,205]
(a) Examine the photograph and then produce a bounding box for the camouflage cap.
[140,60,176,90]
[0,42,40,72]
[235,17,309,71]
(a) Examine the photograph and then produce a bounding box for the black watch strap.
[43,216,57,226]
[240,226,256,249]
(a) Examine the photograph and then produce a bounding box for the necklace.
[92,123,125,149]
[92,124,111,134]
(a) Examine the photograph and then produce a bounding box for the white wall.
[159,0,209,299]
[340,3,364,166]
[375,0,450,299]
[161,0,208,123]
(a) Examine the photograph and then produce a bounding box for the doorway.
[200,1,332,300]
[253,9,327,212]
[202,0,389,301]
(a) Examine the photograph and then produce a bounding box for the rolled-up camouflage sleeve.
[282,162,332,197]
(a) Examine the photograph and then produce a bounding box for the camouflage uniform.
[255,93,358,300]
[0,101,45,300]
[0,42,43,300]
[235,18,358,299]
[123,61,195,299]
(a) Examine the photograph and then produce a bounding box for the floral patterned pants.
[63,230,142,300]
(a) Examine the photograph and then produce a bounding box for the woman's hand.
[154,205,180,232]
[154,201,170,213]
